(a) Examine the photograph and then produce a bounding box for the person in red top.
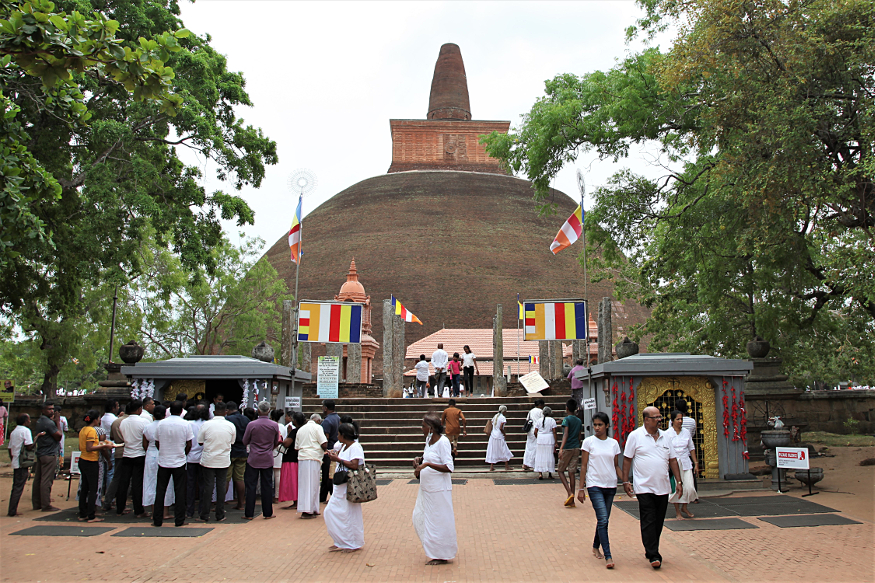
[448,353,462,398]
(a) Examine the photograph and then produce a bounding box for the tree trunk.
[40,364,60,399]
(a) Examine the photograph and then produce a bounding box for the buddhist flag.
[518,293,524,320]
[524,301,588,341]
[529,355,540,364]
[392,295,423,325]
[297,302,362,343]
[288,194,302,264]
[549,204,583,255]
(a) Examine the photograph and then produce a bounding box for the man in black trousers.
[621,406,683,569]
[150,401,193,527]
[319,400,340,503]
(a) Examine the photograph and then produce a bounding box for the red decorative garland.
[722,377,730,438]
[626,376,635,440]
[730,383,740,441]
[612,380,620,441]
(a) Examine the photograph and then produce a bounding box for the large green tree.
[0,0,278,396]
[483,0,875,385]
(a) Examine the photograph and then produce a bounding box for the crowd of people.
[5,389,700,570]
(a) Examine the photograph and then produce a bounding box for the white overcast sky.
[177,1,668,246]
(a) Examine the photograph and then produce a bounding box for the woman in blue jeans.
[578,412,622,569]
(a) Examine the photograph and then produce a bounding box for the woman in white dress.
[533,406,557,479]
[522,399,545,471]
[667,410,698,519]
[142,405,175,517]
[485,405,513,471]
[413,414,457,565]
[324,423,365,552]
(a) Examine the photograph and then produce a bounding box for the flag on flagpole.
[288,194,303,264]
[392,295,423,325]
[297,302,362,343]
[529,355,540,364]
[549,204,584,255]
[517,293,524,320]
[524,301,588,341]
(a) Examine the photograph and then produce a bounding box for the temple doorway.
[205,379,243,408]
[637,376,719,479]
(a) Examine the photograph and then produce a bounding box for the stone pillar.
[551,340,564,379]
[598,297,612,364]
[539,341,550,378]
[572,340,582,366]
[382,299,394,396]
[393,314,405,394]
[301,343,311,373]
[493,305,506,396]
[347,343,362,384]
[281,300,294,367]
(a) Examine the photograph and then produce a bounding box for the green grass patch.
[805,431,875,448]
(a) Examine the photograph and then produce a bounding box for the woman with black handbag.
[324,423,365,553]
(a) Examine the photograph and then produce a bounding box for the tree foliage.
[0,0,278,395]
[133,235,291,359]
[483,0,875,384]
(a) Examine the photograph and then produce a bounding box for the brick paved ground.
[0,475,872,583]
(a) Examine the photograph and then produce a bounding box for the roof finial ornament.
[427,43,471,121]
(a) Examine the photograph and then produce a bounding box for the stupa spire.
[427,43,471,121]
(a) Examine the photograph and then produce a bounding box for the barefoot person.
[7,413,35,517]
[621,406,683,569]
[578,412,622,569]
[533,407,557,479]
[558,399,583,506]
[522,399,544,471]
[324,423,366,553]
[78,410,114,522]
[412,415,457,565]
[440,400,466,457]
[485,405,513,471]
[667,410,698,519]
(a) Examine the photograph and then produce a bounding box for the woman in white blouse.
[324,423,366,552]
[578,412,622,569]
[533,407,557,479]
[412,414,457,565]
[485,405,513,471]
[667,410,698,519]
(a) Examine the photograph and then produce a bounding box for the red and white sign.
[776,447,810,470]
[70,451,82,475]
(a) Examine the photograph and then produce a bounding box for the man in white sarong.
[523,399,544,471]
[295,414,327,519]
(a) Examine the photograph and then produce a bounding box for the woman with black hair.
[578,411,622,569]
[78,410,113,522]
[280,412,306,508]
[324,423,366,552]
[412,414,457,565]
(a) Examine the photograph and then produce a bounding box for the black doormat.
[492,478,563,485]
[664,518,758,531]
[614,496,838,520]
[375,479,393,486]
[112,526,213,537]
[757,514,863,528]
[9,525,114,537]
[33,505,259,523]
[407,479,467,485]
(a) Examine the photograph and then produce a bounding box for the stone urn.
[761,429,793,449]
[251,341,275,363]
[615,337,640,359]
[746,336,771,358]
[795,467,824,487]
[118,341,145,364]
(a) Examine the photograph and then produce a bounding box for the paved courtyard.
[1,465,872,583]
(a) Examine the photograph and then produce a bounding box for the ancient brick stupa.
[264,43,649,378]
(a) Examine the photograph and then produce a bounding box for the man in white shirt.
[56,407,69,473]
[100,400,120,508]
[414,354,430,398]
[116,399,150,518]
[141,397,155,421]
[431,343,449,398]
[185,404,209,518]
[621,406,683,569]
[295,414,327,518]
[7,413,35,516]
[197,401,236,522]
[151,400,193,527]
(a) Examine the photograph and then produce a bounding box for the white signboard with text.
[284,396,302,411]
[317,356,340,399]
[70,451,81,475]
[776,447,810,470]
[582,397,597,411]
[519,371,549,394]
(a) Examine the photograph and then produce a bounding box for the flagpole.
[516,293,521,381]
[291,193,303,406]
